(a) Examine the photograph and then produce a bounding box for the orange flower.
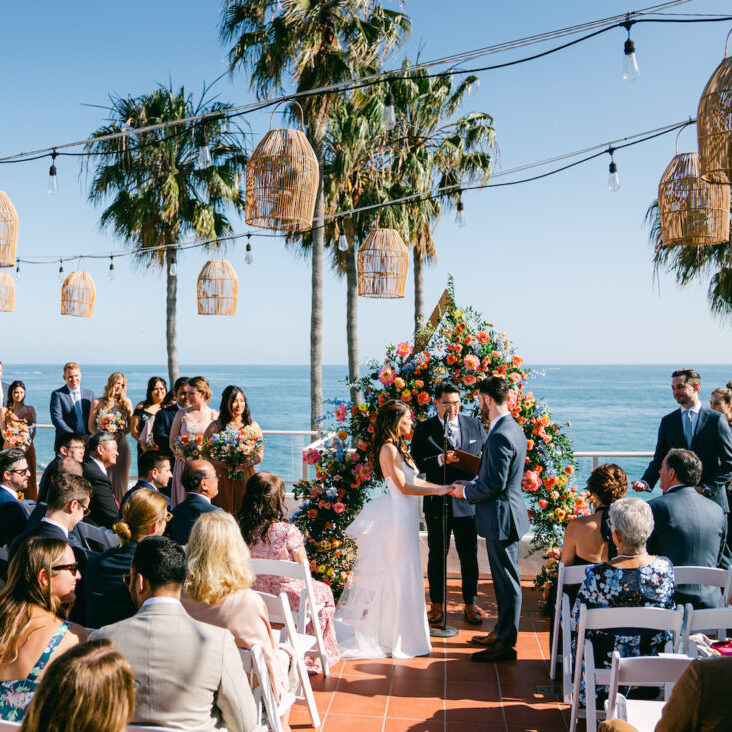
[446,354,457,365]
[526,439,534,450]
[512,355,524,367]
[394,377,406,390]
[417,391,430,405]
[564,465,575,475]
[414,379,424,390]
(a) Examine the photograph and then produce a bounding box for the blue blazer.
[411,413,487,518]
[166,493,221,545]
[118,480,172,518]
[465,415,529,543]
[84,541,137,629]
[0,487,29,546]
[152,405,179,458]
[641,406,732,512]
[50,384,94,444]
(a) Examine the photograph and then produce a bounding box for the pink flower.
[335,404,348,422]
[303,448,321,466]
[395,342,413,358]
[379,366,397,385]
[508,372,521,384]
[537,499,549,510]
[333,502,346,514]
[354,462,371,482]
[522,470,541,493]
[463,354,480,371]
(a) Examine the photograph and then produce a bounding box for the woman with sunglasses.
[84,488,170,629]
[0,537,88,722]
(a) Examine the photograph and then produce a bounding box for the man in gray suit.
[91,536,257,731]
[451,376,529,662]
[647,448,726,608]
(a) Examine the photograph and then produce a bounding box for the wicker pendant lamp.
[697,38,732,184]
[0,191,19,268]
[0,272,15,312]
[357,228,409,298]
[197,258,239,315]
[245,102,319,232]
[61,271,96,318]
[658,151,730,247]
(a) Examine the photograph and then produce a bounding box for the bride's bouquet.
[208,425,263,481]
[173,434,208,462]
[3,420,32,449]
[96,410,127,434]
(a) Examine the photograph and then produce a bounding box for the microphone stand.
[429,411,458,638]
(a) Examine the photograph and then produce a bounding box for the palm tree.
[220,0,410,429]
[645,200,732,319]
[86,85,247,385]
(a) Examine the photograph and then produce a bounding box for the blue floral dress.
[571,557,675,706]
[0,621,71,721]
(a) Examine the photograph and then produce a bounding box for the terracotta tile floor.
[288,577,571,732]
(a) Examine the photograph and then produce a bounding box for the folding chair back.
[685,606,732,648]
[240,645,285,732]
[674,565,731,607]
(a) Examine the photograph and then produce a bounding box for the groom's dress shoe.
[470,632,498,647]
[464,604,483,625]
[427,603,444,625]
[471,642,517,663]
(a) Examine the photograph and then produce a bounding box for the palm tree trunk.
[345,231,360,405]
[166,248,179,387]
[413,245,425,339]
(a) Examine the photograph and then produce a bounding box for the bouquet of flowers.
[173,433,208,462]
[209,425,263,480]
[3,420,31,449]
[96,410,127,434]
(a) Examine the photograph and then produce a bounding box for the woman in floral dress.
[0,381,37,500]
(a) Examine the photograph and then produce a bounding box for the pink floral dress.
[250,521,340,673]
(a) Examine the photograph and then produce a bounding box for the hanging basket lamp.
[697,37,732,184]
[245,101,319,232]
[197,257,239,315]
[0,272,15,312]
[0,191,19,268]
[357,228,409,298]
[658,150,730,247]
[61,270,96,318]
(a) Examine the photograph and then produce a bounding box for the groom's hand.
[449,482,467,499]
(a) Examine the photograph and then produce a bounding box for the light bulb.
[381,91,396,132]
[622,38,640,81]
[607,160,621,192]
[245,242,253,265]
[455,200,466,228]
[169,261,177,277]
[15,265,20,282]
[58,264,64,283]
[47,156,59,195]
[338,233,348,252]
[197,137,212,169]
[108,260,115,281]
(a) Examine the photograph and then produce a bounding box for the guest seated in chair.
[0,538,88,722]
[166,459,221,545]
[239,471,340,674]
[82,432,119,530]
[84,488,170,629]
[183,512,291,721]
[572,497,676,707]
[118,450,172,516]
[0,447,30,548]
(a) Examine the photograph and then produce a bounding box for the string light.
[108,257,115,281]
[455,194,466,228]
[622,19,640,80]
[381,88,397,132]
[15,263,20,282]
[197,133,212,170]
[338,233,349,251]
[607,148,621,191]
[47,151,59,195]
[168,259,177,277]
[57,260,64,283]
[245,235,253,264]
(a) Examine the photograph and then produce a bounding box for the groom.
[450,376,529,662]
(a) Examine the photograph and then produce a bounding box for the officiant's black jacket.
[411,413,487,518]
[641,406,732,512]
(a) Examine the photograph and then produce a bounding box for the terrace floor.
[288,577,571,732]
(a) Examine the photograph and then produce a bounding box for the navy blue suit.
[37,456,60,503]
[152,405,179,459]
[0,380,8,407]
[118,480,171,518]
[49,384,94,450]
[411,413,487,604]
[0,486,28,547]
[465,414,529,648]
[84,541,137,629]
[82,459,118,530]
[166,493,221,545]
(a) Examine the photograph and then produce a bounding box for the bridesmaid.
[204,385,263,515]
[130,376,167,474]
[89,372,133,503]
[169,376,218,507]
[0,381,38,500]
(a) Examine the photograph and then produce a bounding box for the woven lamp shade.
[357,228,409,298]
[61,271,96,318]
[197,259,239,315]
[658,152,730,247]
[697,55,732,184]
[0,191,19,268]
[245,107,319,232]
[0,272,15,312]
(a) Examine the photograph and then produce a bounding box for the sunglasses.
[8,467,31,475]
[52,563,80,574]
[165,511,173,523]
[121,572,132,586]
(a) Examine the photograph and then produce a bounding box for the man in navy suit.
[411,381,487,626]
[451,377,529,662]
[0,447,30,547]
[151,377,189,460]
[38,432,85,502]
[49,362,94,451]
[119,451,173,516]
[83,432,119,529]
[166,459,221,545]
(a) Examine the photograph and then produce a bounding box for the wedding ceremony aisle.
[288,578,569,732]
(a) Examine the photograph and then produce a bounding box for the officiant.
[411,381,487,626]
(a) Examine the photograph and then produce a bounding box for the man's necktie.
[73,393,85,433]
[683,410,694,448]
[446,420,458,449]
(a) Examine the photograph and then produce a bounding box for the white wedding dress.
[335,460,431,658]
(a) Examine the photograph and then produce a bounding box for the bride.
[335,399,450,659]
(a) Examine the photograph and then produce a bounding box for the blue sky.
[1,1,731,366]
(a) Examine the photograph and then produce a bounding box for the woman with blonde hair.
[20,638,135,732]
[0,538,88,721]
[84,488,170,629]
[89,372,134,502]
[183,511,289,705]
[169,376,218,506]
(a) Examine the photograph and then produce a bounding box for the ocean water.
[3,363,730,494]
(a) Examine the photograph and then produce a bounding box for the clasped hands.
[444,479,469,499]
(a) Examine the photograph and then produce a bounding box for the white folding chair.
[674,565,732,608]
[569,604,685,732]
[240,645,296,732]
[256,590,320,728]
[250,557,329,676]
[685,606,732,652]
[604,651,692,729]
[549,563,590,702]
